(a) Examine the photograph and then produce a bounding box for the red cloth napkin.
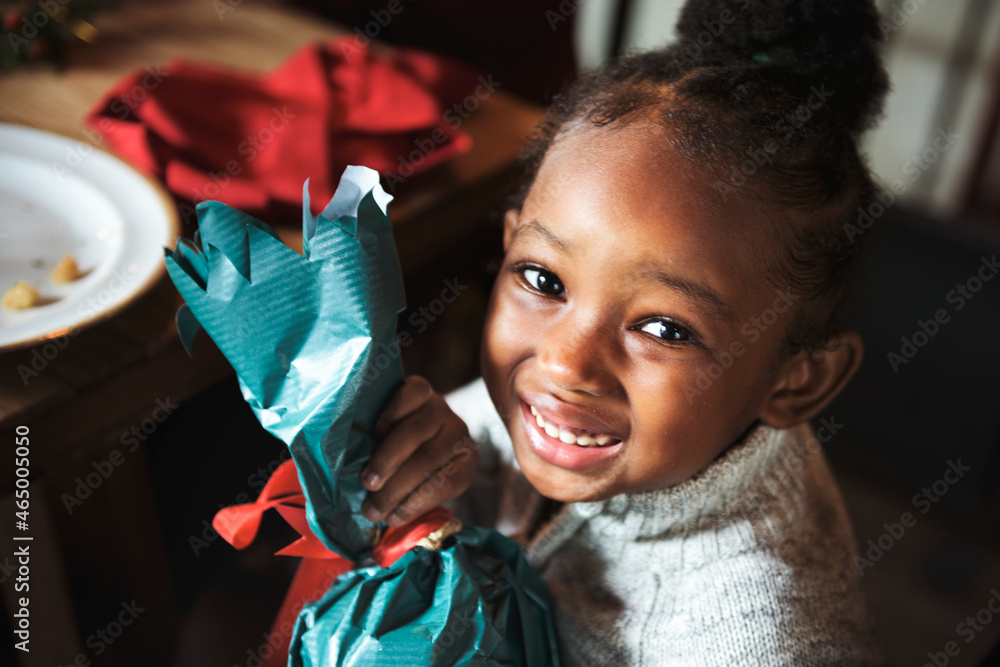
[85,38,478,226]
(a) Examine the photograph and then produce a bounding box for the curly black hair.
[511,0,890,354]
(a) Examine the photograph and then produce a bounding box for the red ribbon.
[212,458,457,667]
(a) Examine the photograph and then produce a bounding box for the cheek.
[481,281,528,379]
[627,368,705,435]
[672,343,778,428]
[626,365,751,479]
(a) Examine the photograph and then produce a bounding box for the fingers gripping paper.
[164,166,560,666]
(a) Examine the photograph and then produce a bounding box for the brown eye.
[639,319,691,342]
[523,267,564,296]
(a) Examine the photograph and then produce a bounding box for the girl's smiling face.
[481,121,801,502]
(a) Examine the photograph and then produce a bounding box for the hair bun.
[675,0,889,134]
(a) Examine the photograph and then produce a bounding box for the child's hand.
[361,375,478,527]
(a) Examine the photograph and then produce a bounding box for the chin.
[515,453,616,503]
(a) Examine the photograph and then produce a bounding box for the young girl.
[358,0,886,663]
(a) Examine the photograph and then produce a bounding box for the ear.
[758,330,863,429]
[502,208,520,251]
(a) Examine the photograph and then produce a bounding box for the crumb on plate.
[2,281,39,310]
[51,254,80,284]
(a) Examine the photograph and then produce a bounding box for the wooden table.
[0,1,541,664]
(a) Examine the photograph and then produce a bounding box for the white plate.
[0,124,179,351]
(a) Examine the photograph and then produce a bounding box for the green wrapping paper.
[165,166,403,561]
[164,166,560,666]
[292,528,559,666]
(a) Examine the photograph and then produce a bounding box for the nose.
[535,311,616,396]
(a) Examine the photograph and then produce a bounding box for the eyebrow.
[637,266,734,323]
[513,219,571,251]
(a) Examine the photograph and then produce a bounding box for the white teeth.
[528,404,618,447]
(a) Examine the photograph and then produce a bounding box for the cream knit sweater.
[445,379,883,666]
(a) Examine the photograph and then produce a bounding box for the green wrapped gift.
[165,166,560,666]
